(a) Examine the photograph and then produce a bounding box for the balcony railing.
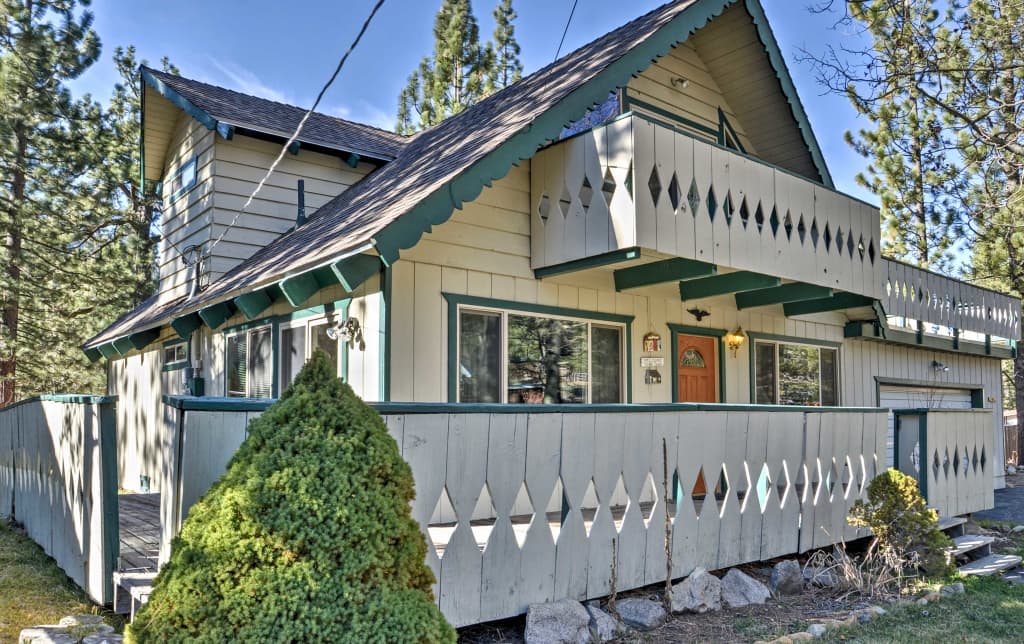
[531,113,1021,339]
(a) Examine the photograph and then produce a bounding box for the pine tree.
[488,0,523,92]
[398,0,519,133]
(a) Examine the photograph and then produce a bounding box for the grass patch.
[0,520,122,641]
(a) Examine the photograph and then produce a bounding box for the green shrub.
[849,468,952,575]
[128,352,454,643]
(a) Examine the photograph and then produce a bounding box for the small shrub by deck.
[128,352,454,643]
[849,468,952,576]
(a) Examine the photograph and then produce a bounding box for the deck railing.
[160,399,894,627]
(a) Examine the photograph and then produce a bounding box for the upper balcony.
[530,113,1020,342]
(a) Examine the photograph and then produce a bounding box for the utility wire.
[203,0,387,258]
[554,0,580,61]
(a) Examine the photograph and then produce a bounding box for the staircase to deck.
[938,517,1022,579]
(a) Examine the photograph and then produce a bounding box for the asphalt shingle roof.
[143,68,407,160]
[86,0,711,349]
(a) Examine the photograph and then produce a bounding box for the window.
[754,339,838,406]
[226,325,273,398]
[165,156,197,201]
[163,341,187,370]
[458,306,625,404]
[279,315,341,391]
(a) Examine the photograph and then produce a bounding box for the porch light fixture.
[670,76,689,89]
[325,317,365,350]
[725,326,746,357]
[932,360,950,372]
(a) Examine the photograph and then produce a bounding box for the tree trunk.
[0,134,25,405]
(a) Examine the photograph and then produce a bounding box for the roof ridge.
[141,65,406,141]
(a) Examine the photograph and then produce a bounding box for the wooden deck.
[118,493,160,572]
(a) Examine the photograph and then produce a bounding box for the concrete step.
[948,534,995,558]
[958,553,1022,577]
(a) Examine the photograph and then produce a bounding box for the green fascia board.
[346,153,361,168]
[614,257,716,291]
[140,67,219,133]
[370,0,735,266]
[535,247,642,279]
[129,329,161,350]
[279,265,339,308]
[331,253,382,292]
[112,336,135,355]
[83,347,103,363]
[198,301,237,330]
[97,343,119,360]
[782,293,875,317]
[234,288,276,320]
[742,0,834,189]
[735,282,832,310]
[679,271,780,300]
[170,312,203,339]
[845,322,1014,359]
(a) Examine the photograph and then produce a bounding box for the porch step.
[937,516,967,537]
[948,534,995,559]
[113,571,156,620]
[958,553,1022,577]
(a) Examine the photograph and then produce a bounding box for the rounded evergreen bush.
[128,351,454,643]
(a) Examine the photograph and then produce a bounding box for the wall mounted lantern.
[725,326,747,358]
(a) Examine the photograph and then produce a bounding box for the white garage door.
[880,385,973,468]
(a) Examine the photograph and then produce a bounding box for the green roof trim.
[234,286,283,320]
[97,343,119,360]
[735,282,832,310]
[331,253,381,292]
[844,321,1014,359]
[141,67,219,132]
[112,336,135,355]
[782,292,875,317]
[279,265,338,307]
[84,347,102,363]
[170,312,203,339]
[742,0,833,189]
[198,301,236,330]
[615,256,716,291]
[679,271,780,300]
[129,329,161,350]
[534,247,642,279]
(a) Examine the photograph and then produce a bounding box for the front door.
[676,334,718,403]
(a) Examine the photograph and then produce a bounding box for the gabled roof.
[141,67,407,171]
[86,0,834,353]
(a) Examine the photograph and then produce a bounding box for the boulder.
[721,568,772,607]
[584,604,622,642]
[525,599,592,644]
[670,567,722,613]
[807,623,828,638]
[615,597,667,631]
[770,560,804,595]
[940,582,965,596]
[1011,525,1024,533]
[17,627,78,644]
[58,615,105,627]
[803,566,839,588]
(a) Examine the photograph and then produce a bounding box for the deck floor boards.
[118,493,160,573]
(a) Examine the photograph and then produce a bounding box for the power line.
[554,0,580,61]
[203,0,387,258]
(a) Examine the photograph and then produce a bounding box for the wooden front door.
[676,334,718,403]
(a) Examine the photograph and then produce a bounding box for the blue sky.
[70,0,875,202]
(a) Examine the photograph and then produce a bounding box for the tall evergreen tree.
[488,0,522,92]
[397,0,523,133]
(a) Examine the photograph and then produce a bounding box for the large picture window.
[226,325,273,398]
[754,339,839,406]
[279,315,341,391]
[458,306,625,404]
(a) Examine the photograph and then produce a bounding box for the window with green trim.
[754,340,838,406]
[163,342,187,371]
[226,325,273,398]
[279,315,341,391]
[458,306,624,404]
[165,156,197,202]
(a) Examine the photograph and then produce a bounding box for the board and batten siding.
[389,163,1006,488]
[626,40,755,152]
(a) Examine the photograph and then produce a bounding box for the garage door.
[880,385,973,469]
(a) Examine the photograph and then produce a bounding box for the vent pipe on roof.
[296,179,307,227]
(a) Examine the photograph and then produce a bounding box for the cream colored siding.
[627,41,755,152]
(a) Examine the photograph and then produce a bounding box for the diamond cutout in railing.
[797,215,807,245]
[601,167,616,207]
[794,463,808,503]
[962,447,970,478]
[611,475,629,534]
[981,445,987,471]
[932,449,941,481]
[810,218,820,249]
[784,211,794,240]
[547,478,566,544]
[473,486,498,552]
[736,462,752,510]
[581,478,599,537]
[835,227,843,255]
[668,172,682,213]
[868,239,876,263]
[770,206,780,237]
[692,466,709,516]
[826,458,838,499]
[624,161,634,199]
[972,446,980,473]
[953,446,961,476]
[707,186,718,222]
[847,231,855,257]
[687,177,700,216]
[723,191,735,227]
[648,166,663,207]
[943,448,951,478]
[739,197,750,229]
[823,223,832,252]
[858,454,868,493]
[841,456,853,498]
[755,202,765,232]
[639,472,659,528]
[715,465,730,515]
[510,481,534,548]
[537,193,551,224]
[858,236,866,260]
[430,486,457,559]
[810,459,822,503]
[558,182,572,218]
[755,462,772,513]
[669,468,684,524]
[776,461,791,506]
[579,176,594,213]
